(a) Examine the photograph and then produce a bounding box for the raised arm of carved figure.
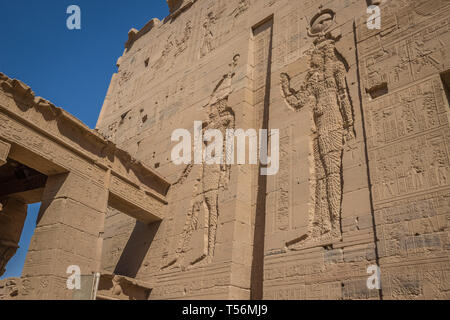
[280,73,311,111]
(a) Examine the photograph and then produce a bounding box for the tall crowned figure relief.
[281,9,355,247]
[164,55,239,269]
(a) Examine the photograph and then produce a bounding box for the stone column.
[0,198,28,277]
[22,171,108,300]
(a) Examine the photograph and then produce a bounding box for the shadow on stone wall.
[114,221,160,278]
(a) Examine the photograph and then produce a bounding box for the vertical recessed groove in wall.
[353,20,383,300]
[250,16,274,300]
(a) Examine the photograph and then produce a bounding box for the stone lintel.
[0,72,170,197]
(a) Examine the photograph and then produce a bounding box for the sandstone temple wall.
[1,0,448,300]
[95,0,450,300]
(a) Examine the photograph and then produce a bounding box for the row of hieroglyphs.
[263,267,449,300]
[374,189,449,258]
[365,78,449,203]
[264,259,450,299]
[151,273,230,298]
[359,1,450,93]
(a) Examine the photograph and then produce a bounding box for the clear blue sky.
[0,0,169,279]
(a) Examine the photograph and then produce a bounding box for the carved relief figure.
[200,12,216,58]
[281,9,355,246]
[180,99,234,267]
[175,21,193,57]
[146,20,192,72]
[164,55,239,269]
[153,33,175,70]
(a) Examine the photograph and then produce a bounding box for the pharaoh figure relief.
[163,55,239,269]
[200,12,216,58]
[281,9,355,247]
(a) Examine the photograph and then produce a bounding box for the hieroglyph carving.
[231,0,250,18]
[175,21,193,57]
[281,9,355,247]
[154,20,193,70]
